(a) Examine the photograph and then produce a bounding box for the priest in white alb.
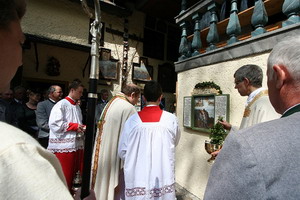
[219,64,280,132]
[213,65,280,157]
[118,81,180,200]
[91,84,141,200]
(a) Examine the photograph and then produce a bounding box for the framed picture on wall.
[193,95,215,132]
[188,94,229,132]
[139,57,148,67]
[100,48,111,61]
[132,57,152,82]
[99,59,119,80]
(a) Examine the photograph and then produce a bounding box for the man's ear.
[130,92,135,98]
[158,94,163,102]
[243,77,250,85]
[273,65,288,89]
[142,95,147,103]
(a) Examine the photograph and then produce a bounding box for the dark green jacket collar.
[281,104,300,118]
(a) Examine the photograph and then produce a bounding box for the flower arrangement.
[193,81,222,95]
[209,116,227,145]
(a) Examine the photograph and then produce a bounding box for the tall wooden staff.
[80,0,101,198]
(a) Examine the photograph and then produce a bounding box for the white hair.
[267,36,300,81]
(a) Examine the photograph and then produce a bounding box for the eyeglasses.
[234,79,244,86]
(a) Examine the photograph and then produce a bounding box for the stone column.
[251,0,268,36]
[226,0,241,45]
[180,0,187,14]
[282,0,300,27]
[206,3,219,51]
[178,22,189,61]
[240,0,248,11]
[192,13,202,56]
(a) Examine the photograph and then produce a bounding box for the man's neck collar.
[14,98,22,103]
[146,102,160,106]
[282,103,300,118]
[65,96,76,105]
[48,98,57,103]
[246,87,265,106]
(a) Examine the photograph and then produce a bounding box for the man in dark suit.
[10,86,26,127]
[0,89,13,124]
[36,85,63,148]
[95,89,109,124]
[204,35,300,200]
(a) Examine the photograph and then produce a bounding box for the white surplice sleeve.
[49,104,69,138]
[174,116,181,146]
[118,119,130,160]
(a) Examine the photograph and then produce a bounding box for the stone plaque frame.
[183,96,192,128]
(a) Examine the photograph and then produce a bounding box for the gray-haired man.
[220,64,280,131]
[36,85,63,148]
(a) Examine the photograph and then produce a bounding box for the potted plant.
[205,116,228,162]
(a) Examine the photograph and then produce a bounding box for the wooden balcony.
[175,0,300,70]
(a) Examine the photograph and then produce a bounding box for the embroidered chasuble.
[235,89,280,130]
[91,92,137,200]
[118,106,181,200]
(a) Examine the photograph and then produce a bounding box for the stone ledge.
[175,23,300,73]
[176,182,201,200]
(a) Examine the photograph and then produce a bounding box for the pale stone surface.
[22,0,89,45]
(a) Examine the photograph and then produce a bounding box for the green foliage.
[194,81,222,94]
[209,116,227,145]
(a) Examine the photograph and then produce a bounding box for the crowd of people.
[1,0,300,200]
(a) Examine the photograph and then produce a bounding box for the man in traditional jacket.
[204,36,300,199]
[36,85,63,148]
[48,79,86,191]
[118,81,180,200]
[91,84,141,200]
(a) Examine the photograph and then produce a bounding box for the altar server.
[48,79,85,190]
[118,81,180,200]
